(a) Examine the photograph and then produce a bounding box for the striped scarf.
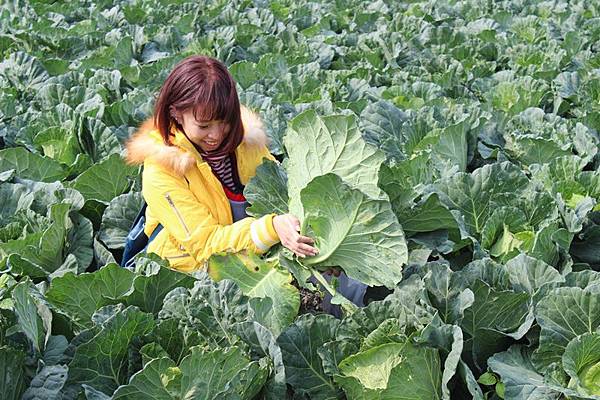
[197,146,245,196]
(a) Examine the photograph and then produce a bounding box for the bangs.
[190,79,235,123]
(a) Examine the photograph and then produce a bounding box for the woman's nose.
[206,129,220,140]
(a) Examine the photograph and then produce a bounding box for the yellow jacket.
[124,105,280,272]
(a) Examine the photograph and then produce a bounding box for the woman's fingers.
[276,214,320,257]
[296,243,318,257]
[287,239,318,257]
[296,234,315,245]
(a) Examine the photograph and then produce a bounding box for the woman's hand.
[273,214,319,258]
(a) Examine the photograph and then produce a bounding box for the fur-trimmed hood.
[125,104,268,176]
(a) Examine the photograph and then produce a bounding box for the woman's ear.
[169,106,183,125]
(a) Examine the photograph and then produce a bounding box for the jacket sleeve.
[141,161,280,264]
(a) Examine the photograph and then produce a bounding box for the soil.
[294,279,393,315]
[297,286,324,315]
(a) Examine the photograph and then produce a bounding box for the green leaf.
[114,36,134,68]
[0,147,66,182]
[505,254,564,296]
[278,249,316,290]
[488,346,562,400]
[235,321,287,400]
[477,372,497,386]
[284,110,385,217]
[150,319,202,366]
[362,318,407,349]
[125,254,196,315]
[69,154,137,203]
[79,199,107,230]
[480,207,528,256]
[555,71,580,99]
[564,270,600,291]
[112,357,179,399]
[11,281,51,354]
[397,194,458,234]
[336,342,405,390]
[509,137,571,166]
[337,275,436,342]
[318,340,360,378]
[244,159,289,218]
[67,305,155,394]
[139,343,171,366]
[80,118,121,162]
[46,263,135,331]
[277,314,341,400]
[571,223,600,267]
[359,100,413,162]
[299,174,407,288]
[178,346,269,399]
[2,203,74,277]
[33,127,80,165]
[93,238,117,268]
[208,253,299,336]
[0,183,34,225]
[98,191,143,249]
[533,287,600,371]
[0,346,27,400]
[334,341,442,400]
[563,333,600,396]
[458,262,532,371]
[43,335,69,365]
[0,51,49,92]
[0,169,15,182]
[458,360,485,399]
[19,180,85,215]
[236,321,287,400]
[22,365,69,400]
[435,162,530,237]
[422,262,474,325]
[418,316,465,400]
[158,279,252,348]
[230,60,258,90]
[68,153,93,179]
[67,213,94,272]
[496,382,506,398]
[431,120,470,172]
[378,154,433,208]
[528,221,564,266]
[41,58,69,76]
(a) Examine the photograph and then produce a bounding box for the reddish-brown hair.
[154,55,243,156]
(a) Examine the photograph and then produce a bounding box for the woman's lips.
[203,140,218,146]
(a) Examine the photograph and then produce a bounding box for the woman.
[125,55,318,273]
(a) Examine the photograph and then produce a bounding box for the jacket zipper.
[164,192,191,238]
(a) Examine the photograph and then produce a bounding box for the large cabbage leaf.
[284,110,386,217]
[299,173,407,288]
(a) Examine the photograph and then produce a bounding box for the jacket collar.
[125,104,269,176]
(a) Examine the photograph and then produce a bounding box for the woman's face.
[175,108,230,152]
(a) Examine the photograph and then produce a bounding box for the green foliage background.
[1,0,599,398]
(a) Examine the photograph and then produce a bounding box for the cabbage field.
[1,0,600,399]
